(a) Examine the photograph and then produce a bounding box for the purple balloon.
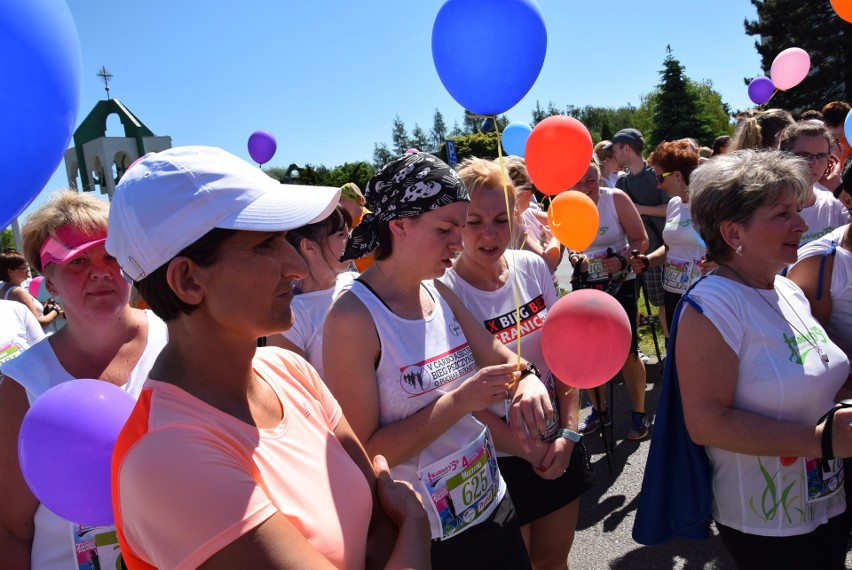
[18,379,136,526]
[747,76,775,105]
[247,130,277,165]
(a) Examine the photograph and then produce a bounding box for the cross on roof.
[96,66,113,100]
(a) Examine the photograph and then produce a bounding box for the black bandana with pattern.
[342,152,469,260]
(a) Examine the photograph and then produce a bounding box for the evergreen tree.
[373,142,393,168]
[430,109,447,150]
[410,124,431,153]
[649,46,713,148]
[745,0,850,113]
[449,120,464,137]
[462,111,479,134]
[391,115,409,155]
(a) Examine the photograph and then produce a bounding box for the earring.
[736,244,743,256]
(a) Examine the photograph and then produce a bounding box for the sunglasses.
[794,152,829,163]
[656,171,673,184]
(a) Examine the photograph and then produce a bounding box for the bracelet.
[818,399,852,465]
[555,428,582,442]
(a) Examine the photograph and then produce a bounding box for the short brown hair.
[689,149,810,263]
[648,140,700,184]
[0,249,27,282]
[135,228,237,321]
[820,101,851,128]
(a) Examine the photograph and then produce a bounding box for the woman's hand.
[629,253,649,275]
[372,455,427,527]
[828,407,852,459]
[534,438,573,480]
[451,364,518,413]
[509,374,552,452]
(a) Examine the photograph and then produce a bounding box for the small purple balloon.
[18,379,136,526]
[247,130,277,165]
[747,76,775,105]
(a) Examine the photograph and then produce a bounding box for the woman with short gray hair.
[677,149,850,568]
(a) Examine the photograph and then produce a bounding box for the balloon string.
[490,114,525,392]
[764,88,779,106]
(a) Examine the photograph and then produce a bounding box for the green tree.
[373,142,393,168]
[1,229,15,250]
[410,124,431,153]
[649,46,713,148]
[391,115,409,155]
[462,111,479,134]
[693,79,734,138]
[438,131,501,163]
[430,109,447,150]
[449,120,464,137]
[745,0,851,114]
[325,161,375,190]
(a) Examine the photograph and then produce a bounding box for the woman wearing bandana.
[324,153,552,569]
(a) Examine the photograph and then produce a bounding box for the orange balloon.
[832,0,852,23]
[547,191,599,251]
[526,115,593,195]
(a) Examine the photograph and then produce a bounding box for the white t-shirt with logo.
[584,187,634,283]
[795,225,852,359]
[0,299,44,367]
[661,197,706,294]
[684,275,849,536]
[800,188,849,246]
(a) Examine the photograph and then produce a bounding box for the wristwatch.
[519,361,541,380]
[554,428,582,442]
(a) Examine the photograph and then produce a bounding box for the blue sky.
[23,0,764,223]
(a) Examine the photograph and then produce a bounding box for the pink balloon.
[405,148,419,154]
[28,276,43,297]
[770,47,810,91]
[541,289,631,389]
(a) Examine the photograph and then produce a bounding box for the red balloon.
[541,289,631,389]
[525,115,593,195]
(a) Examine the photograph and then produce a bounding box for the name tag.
[663,257,699,292]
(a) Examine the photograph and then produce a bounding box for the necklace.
[723,265,829,363]
[375,263,433,316]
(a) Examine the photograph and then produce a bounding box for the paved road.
[566,367,852,569]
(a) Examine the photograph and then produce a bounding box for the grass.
[636,288,667,362]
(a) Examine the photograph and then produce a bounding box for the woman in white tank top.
[325,152,553,569]
[0,191,167,570]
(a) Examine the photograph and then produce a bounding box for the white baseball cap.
[106,146,341,282]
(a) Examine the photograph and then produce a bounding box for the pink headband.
[40,226,107,268]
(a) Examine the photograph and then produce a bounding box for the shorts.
[716,514,847,569]
[640,266,665,307]
[614,279,639,354]
[431,492,531,570]
[497,442,593,526]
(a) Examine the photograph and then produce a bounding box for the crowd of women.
[0,98,850,569]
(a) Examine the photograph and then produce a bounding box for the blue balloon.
[432,0,547,116]
[0,0,82,229]
[845,109,852,148]
[501,122,533,157]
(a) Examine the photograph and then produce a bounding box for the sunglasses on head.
[656,171,673,184]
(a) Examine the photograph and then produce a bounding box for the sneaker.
[638,351,650,364]
[579,409,612,435]
[627,411,650,441]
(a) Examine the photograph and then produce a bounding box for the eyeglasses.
[15,265,28,272]
[794,152,829,163]
[656,171,673,184]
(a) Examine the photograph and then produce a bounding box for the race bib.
[663,257,699,292]
[417,428,500,540]
[585,249,609,282]
[0,340,27,366]
[803,456,844,504]
[71,524,122,570]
